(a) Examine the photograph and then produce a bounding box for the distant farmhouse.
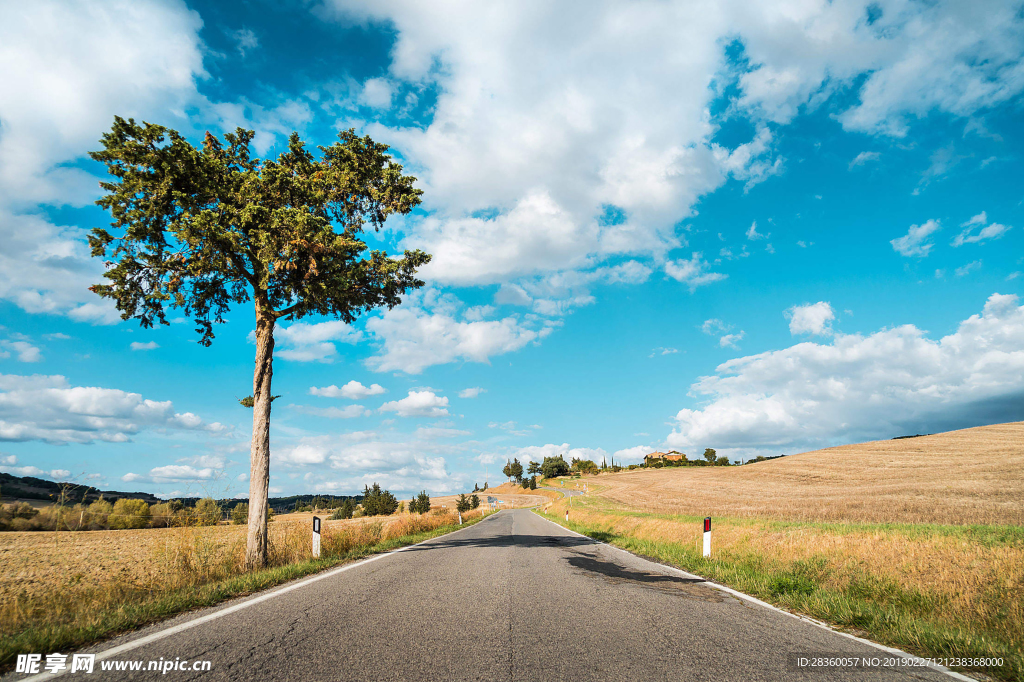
[643,451,687,465]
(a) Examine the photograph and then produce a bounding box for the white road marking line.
[15,514,499,682]
[534,510,976,682]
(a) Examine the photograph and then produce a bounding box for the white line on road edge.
[16,513,502,682]
[533,510,975,682]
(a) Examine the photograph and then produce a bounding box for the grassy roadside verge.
[537,503,1021,682]
[0,511,493,671]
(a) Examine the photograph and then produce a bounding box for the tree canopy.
[88,117,429,343]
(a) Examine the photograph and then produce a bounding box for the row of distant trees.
[2,481,490,532]
[0,497,257,532]
[500,448,770,481]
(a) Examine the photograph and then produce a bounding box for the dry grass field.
[0,508,495,607]
[587,421,1024,525]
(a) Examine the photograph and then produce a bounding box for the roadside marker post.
[702,517,711,558]
[458,510,463,525]
[312,516,321,558]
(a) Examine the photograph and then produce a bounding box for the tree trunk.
[245,305,275,570]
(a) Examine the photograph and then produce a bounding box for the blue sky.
[1,0,1023,498]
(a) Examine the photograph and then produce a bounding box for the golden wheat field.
[589,422,1024,525]
[0,509,485,607]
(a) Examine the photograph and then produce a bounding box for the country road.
[10,509,962,682]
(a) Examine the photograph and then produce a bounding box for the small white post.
[702,517,711,558]
[565,509,569,522]
[312,516,321,558]
[458,510,463,525]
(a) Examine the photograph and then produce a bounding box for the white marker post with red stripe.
[702,517,711,557]
[312,516,321,558]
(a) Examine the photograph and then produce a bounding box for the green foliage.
[109,499,151,530]
[361,483,399,516]
[455,494,471,513]
[470,494,480,509]
[9,502,38,519]
[510,458,523,482]
[340,499,354,519]
[529,476,537,490]
[231,503,249,525]
[703,448,717,463]
[571,458,599,475]
[520,478,530,489]
[88,118,430,345]
[87,498,114,529]
[239,395,280,408]
[527,460,540,476]
[715,455,731,466]
[193,498,221,526]
[150,502,176,528]
[409,490,431,514]
[541,455,570,478]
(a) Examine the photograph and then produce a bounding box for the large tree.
[89,117,429,568]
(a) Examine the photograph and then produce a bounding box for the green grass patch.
[565,493,1024,547]
[0,514,490,671]
[538,508,1021,682]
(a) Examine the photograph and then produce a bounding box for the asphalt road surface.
[12,509,962,682]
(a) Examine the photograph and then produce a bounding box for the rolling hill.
[592,421,1024,525]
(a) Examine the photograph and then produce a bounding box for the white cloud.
[318,2,798,287]
[0,373,226,444]
[273,320,362,363]
[507,443,608,465]
[320,3,1024,296]
[365,289,552,374]
[289,404,370,419]
[309,381,386,399]
[719,332,745,348]
[952,212,1012,247]
[664,253,727,292]
[0,1,206,320]
[122,464,220,484]
[272,432,464,494]
[611,444,654,463]
[701,319,730,335]
[459,387,485,398]
[358,77,394,109]
[0,339,43,362]
[956,260,982,278]
[149,465,217,482]
[493,284,533,307]
[786,302,835,336]
[848,151,880,169]
[230,28,258,57]
[745,221,767,240]
[130,341,159,351]
[379,390,450,418]
[701,318,744,348]
[415,426,472,439]
[0,456,73,480]
[891,219,940,257]
[649,347,678,358]
[668,293,1024,455]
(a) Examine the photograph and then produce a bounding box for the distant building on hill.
[644,451,687,465]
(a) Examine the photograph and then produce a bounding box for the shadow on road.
[401,531,599,552]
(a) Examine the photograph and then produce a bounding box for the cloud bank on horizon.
[0,0,1022,495]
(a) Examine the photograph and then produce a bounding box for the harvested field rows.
[585,422,1024,525]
